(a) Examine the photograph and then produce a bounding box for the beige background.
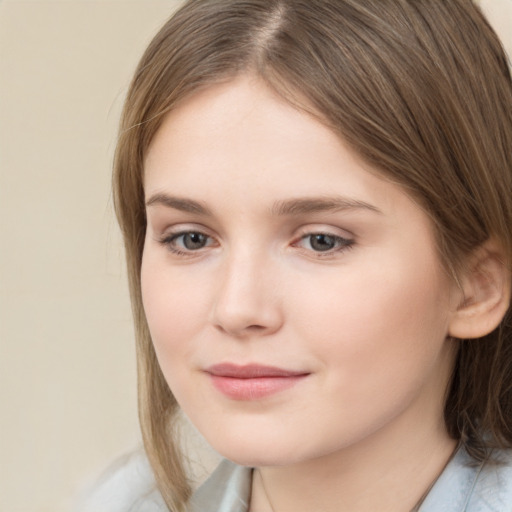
[0,1,510,511]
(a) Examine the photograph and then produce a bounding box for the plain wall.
[0,3,184,511]
[0,1,510,511]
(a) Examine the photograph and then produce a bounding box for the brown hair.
[113,1,512,510]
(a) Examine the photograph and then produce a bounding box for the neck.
[250,414,457,512]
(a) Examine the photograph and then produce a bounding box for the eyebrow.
[145,193,212,216]
[145,193,382,217]
[271,197,382,216]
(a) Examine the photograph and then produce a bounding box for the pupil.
[184,233,206,250]
[311,234,335,251]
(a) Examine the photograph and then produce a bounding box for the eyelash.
[292,232,355,256]
[158,231,217,256]
[158,230,355,257]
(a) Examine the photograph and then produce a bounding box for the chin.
[222,450,297,468]
[204,431,309,468]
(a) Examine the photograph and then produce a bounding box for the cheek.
[140,259,216,412]
[290,256,452,376]
[280,261,455,446]
[140,252,211,367]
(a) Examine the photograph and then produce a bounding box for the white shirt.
[76,446,512,511]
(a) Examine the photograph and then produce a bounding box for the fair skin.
[142,75,464,512]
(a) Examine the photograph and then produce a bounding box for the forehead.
[145,75,339,174]
[143,75,428,226]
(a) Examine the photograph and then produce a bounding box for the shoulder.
[468,448,512,511]
[421,446,512,512]
[74,452,249,512]
[73,450,167,512]
[189,459,252,512]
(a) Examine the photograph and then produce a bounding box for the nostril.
[214,322,268,336]
[247,324,266,331]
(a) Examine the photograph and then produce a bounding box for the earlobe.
[448,240,511,340]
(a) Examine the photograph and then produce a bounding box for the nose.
[211,250,283,338]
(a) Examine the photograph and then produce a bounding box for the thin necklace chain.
[256,463,445,512]
[257,469,276,512]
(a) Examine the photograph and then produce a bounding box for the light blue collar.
[190,447,512,512]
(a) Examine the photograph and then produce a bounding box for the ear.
[449,239,511,340]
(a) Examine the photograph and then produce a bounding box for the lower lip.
[209,375,308,400]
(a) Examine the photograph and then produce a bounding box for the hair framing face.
[113,1,512,510]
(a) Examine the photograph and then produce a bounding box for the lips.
[205,363,309,400]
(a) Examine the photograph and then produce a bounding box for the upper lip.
[205,363,309,379]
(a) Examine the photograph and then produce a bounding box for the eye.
[296,233,354,253]
[177,232,210,250]
[159,230,216,254]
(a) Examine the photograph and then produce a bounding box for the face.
[142,75,460,468]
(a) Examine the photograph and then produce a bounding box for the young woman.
[88,1,512,510]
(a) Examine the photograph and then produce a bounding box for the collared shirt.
[76,446,512,511]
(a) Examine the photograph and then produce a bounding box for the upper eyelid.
[293,224,355,239]
[162,229,216,244]
[155,223,355,242]
[158,223,216,237]
[293,233,354,247]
